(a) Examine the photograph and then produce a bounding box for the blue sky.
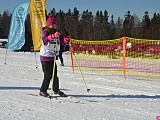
[0,0,160,20]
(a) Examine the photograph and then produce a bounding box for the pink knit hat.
[46,14,57,26]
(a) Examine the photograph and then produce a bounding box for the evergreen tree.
[71,7,80,39]
[141,11,151,38]
[64,9,72,36]
[131,14,141,38]
[94,11,100,40]
[0,8,160,47]
[21,14,33,51]
[115,17,123,38]
[150,13,160,39]
[1,11,11,38]
[102,10,110,39]
[80,10,93,40]
[109,15,115,39]
[0,13,3,38]
[123,11,132,37]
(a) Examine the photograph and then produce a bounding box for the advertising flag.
[29,0,46,51]
[7,3,29,50]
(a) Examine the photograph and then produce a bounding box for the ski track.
[71,81,157,96]
[0,48,160,120]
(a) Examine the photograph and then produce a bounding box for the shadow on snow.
[69,94,160,99]
[0,86,40,90]
[0,86,160,99]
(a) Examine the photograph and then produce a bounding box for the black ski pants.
[40,61,59,92]
[58,51,63,64]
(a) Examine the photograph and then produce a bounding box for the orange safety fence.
[69,37,160,79]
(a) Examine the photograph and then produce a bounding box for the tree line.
[0,7,160,51]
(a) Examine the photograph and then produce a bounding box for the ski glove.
[53,32,61,38]
[64,35,71,42]
[48,32,61,41]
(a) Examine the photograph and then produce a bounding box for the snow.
[0,47,160,120]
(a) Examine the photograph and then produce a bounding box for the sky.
[0,0,160,20]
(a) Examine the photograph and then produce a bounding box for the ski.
[27,93,99,104]
[27,93,70,99]
[28,93,52,99]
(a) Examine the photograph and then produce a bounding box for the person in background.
[39,14,70,97]
[58,29,70,66]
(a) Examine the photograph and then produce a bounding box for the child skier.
[39,14,70,97]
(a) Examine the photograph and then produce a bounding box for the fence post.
[122,37,126,79]
[69,40,74,73]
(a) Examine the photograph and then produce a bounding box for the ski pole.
[69,41,74,73]
[50,37,59,95]
[34,52,38,68]
[4,48,7,64]
[73,52,90,93]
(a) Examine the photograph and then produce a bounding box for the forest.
[0,7,160,51]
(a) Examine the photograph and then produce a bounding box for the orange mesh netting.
[69,37,160,79]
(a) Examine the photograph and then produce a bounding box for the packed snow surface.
[0,48,160,120]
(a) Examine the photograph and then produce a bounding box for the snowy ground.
[0,48,160,120]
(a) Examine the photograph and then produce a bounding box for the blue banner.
[7,3,29,50]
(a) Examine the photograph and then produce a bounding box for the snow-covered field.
[0,48,160,120]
